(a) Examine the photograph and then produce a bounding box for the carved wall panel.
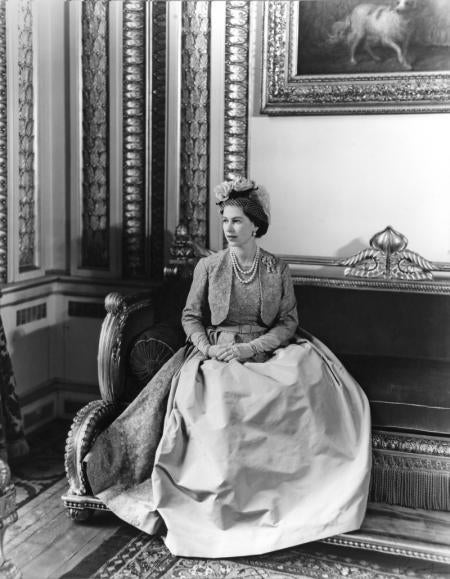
[81,0,109,269]
[17,0,36,271]
[122,1,167,279]
[122,0,146,278]
[180,1,210,247]
[78,1,166,279]
[224,1,250,181]
[149,1,167,278]
[0,0,6,282]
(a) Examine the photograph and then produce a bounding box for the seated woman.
[86,178,371,558]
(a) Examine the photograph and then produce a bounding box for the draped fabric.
[0,316,28,462]
[87,331,371,558]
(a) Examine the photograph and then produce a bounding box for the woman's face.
[222,205,257,248]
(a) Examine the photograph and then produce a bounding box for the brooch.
[261,254,277,273]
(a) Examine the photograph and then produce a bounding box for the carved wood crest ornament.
[340,226,436,281]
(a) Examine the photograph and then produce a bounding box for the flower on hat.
[214,177,256,204]
[214,181,234,203]
[231,176,255,193]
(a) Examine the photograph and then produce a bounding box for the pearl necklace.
[230,247,260,284]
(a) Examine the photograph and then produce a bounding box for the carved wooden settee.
[62,226,450,564]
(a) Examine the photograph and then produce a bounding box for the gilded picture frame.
[261,0,450,115]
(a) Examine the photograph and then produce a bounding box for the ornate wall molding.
[180,1,210,247]
[0,0,7,283]
[340,226,436,281]
[122,0,147,278]
[149,1,167,278]
[287,226,450,292]
[372,431,450,457]
[81,0,109,269]
[223,1,250,181]
[290,274,450,296]
[17,0,36,271]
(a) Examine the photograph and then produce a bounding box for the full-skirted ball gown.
[86,248,371,558]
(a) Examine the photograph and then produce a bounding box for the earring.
[252,230,256,237]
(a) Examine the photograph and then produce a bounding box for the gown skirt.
[86,331,371,558]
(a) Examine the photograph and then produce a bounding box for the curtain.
[0,317,28,462]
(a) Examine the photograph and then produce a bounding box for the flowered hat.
[214,177,270,228]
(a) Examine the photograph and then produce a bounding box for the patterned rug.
[62,525,450,579]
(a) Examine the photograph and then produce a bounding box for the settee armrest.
[98,291,155,403]
[64,400,121,498]
[97,287,187,404]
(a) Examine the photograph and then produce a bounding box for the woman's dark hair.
[248,212,268,238]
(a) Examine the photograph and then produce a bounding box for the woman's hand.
[213,343,254,362]
[208,345,229,359]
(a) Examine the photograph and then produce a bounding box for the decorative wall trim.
[17,0,36,272]
[180,1,210,247]
[290,274,450,295]
[122,0,147,278]
[81,0,109,269]
[223,1,250,181]
[340,226,436,281]
[150,1,167,278]
[373,430,450,457]
[0,0,7,283]
[285,226,450,292]
[16,302,46,326]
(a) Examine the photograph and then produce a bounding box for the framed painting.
[261,0,450,114]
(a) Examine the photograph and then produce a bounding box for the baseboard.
[324,503,450,564]
[21,380,100,433]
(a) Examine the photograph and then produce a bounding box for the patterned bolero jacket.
[182,248,299,346]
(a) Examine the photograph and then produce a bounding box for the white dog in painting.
[329,0,418,69]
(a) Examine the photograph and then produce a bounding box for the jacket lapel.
[209,249,232,325]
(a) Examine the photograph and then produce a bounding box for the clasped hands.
[208,343,254,362]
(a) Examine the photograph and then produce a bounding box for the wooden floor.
[5,479,121,579]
